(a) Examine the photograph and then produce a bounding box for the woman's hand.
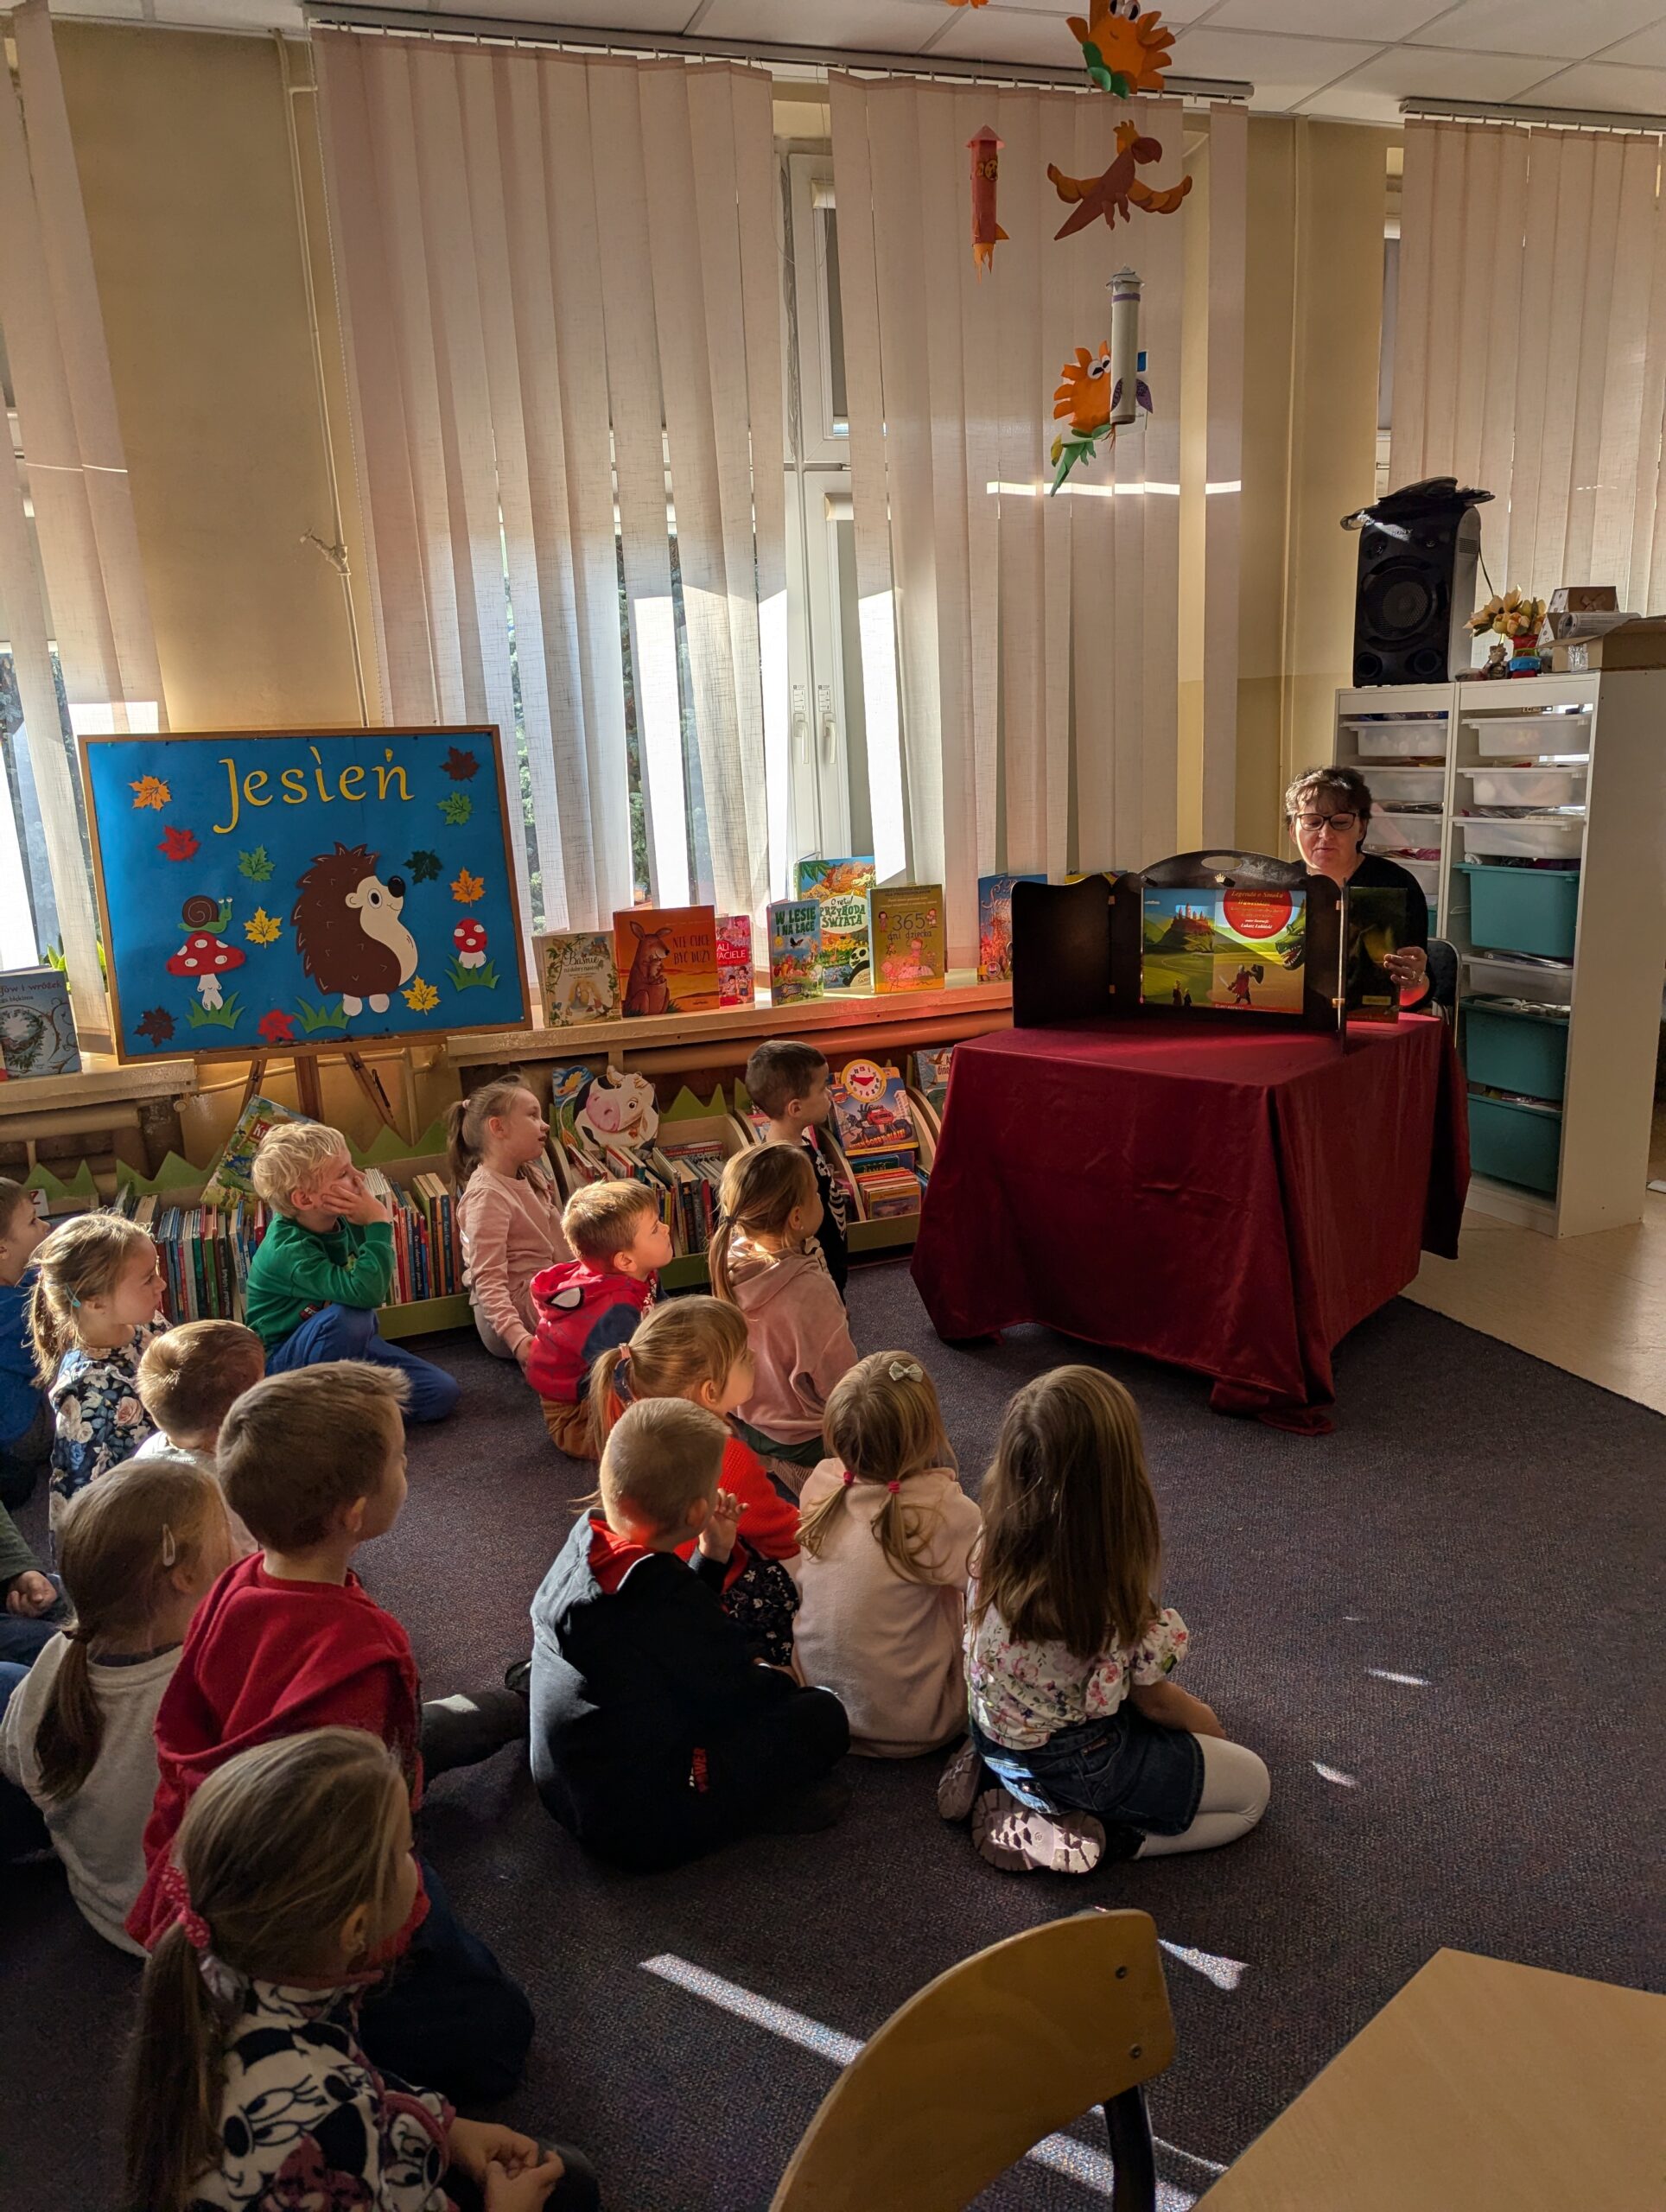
[484,2152,569,2211]
[448,2118,544,2183]
[5,1570,57,1618]
[1383,944,1428,1000]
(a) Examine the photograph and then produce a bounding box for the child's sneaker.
[937,1737,983,1823]
[971,1785,1104,1874]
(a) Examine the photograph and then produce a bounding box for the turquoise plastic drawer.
[1455,863,1579,959]
[1467,1092,1561,1196]
[1462,1005,1569,1103]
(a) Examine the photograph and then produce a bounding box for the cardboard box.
[1551,617,1666,671]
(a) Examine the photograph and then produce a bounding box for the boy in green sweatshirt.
[244,1120,459,1423]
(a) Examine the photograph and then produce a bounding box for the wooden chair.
[769,1909,1174,2212]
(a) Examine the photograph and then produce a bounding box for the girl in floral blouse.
[124,1727,600,2212]
[952,1365,1269,1875]
[30,1216,168,1536]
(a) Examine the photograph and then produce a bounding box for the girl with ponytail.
[794,1351,981,1758]
[29,1211,168,1533]
[591,1298,801,1668]
[0,1456,236,1949]
[707,1143,856,1493]
[450,1077,569,1367]
[124,1728,599,2212]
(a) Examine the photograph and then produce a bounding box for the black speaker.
[1343,477,1491,688]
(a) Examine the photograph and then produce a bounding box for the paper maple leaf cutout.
[438,791,473,826]
[450,868,485,905]
[238,846,274,882]
[258,1008,296,1046]
[136,1007,175,1046]
[244,907,282,946]
[443,745,479,781]
[159,824,200,862]
[405,849,442,884]
[404,976,440,1013]
[130,775,171,811]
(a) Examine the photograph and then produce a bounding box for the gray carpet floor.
[3,1263,1661,2211]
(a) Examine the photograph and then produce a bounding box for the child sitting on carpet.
[124,1729,600,2212]
[127,1362,533,2105]
[451,1077,569,1367]
[245,1120,459,1423]
[0,1455,238,1949]
[30,1215,168,1535]
[529,1398,849,1872]
[946,1365,1269,1875]
[133,1319,264,1557]
[525,1181,671,1459]
[591,1297,801,1668]
[0,1177,51,1508]
[742,1040,849,1298]
[709,1144,856,1494]
[794,1351,981,1758]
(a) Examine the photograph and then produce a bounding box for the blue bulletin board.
[79,727,531,1062]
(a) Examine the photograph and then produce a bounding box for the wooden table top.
[1196,1948,1666,2212]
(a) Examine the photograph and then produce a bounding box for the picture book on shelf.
[613,906,721,1017]
[977,875,1044,983]
[715,914,754,1007]
[795,856,875,989]
[536,931,619,1027]
[912,1046,955,1113]
[767,899,825,1004]
[830,1058,919,1160]
[1141,887,1306,1015]
[0,966,80,1077]
[201,1094,307,1204]
[869,883,945,994]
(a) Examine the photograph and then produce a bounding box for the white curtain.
[0,0,167,1045]
[314,34,787,937]
[1392,118,1666,613]
[831,79,1243,959]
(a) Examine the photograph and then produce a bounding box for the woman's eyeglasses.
[1295,810,1359,833]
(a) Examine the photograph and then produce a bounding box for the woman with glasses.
[1284,766,1434,1008]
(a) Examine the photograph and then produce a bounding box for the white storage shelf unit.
[1333,672,1666,1237]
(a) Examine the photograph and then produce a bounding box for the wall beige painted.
[54,24,373,734]
[1236,118,1387,853]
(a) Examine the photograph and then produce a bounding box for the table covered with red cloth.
[910,1014,1468,1433]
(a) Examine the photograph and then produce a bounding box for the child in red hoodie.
[126,1361,533,2105]
[526,1180,672,1458]
[591,1295,801,1667]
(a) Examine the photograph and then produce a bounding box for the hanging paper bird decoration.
[1067,0,1180,98]
[942,0,990,7]
[967,124,1008,275]
[1049,343,1116,493]
[1048,122,1192,239]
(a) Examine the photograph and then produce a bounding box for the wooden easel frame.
[236,1046,404,1136]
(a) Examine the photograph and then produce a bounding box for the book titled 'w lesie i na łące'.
[768,899,825,1004]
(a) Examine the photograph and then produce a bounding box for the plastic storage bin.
[1462,764,1588,807]
[1463,953,1574,1009]
[1456,862,1580,957]
[1462,712,1590,757]
[1364,765,1446,804]
[1454,815,1585,861]
[1369,807,1443,852]
[1467,1092,1561,1196]
[1342,718,1448,760]
[1463,1003,1570,1102]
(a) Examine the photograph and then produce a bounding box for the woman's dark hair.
[1284,764,1373,835]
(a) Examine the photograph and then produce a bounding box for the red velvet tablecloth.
[911,1014,1468,1433]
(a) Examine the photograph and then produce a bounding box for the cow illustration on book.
[291,842,419,1019]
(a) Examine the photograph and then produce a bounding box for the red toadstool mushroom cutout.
[453,919,488,970]
[167,930,245,1010]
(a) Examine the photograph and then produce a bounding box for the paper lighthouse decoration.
[967,124,1007,275]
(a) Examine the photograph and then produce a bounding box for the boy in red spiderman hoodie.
[526,1179,673,1457]
[125,1362,533,2105]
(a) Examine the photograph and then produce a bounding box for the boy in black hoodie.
[529,1397,849,1871]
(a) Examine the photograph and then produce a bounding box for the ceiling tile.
[1167,28,1384,108]
[1297,83,1415,124]
[1411,0,1666,61]
[698,0,944,51]
[1526,59,1666,111]
[959,0,1218,16]
[1209,0,1448,35]
[1317,41,1569,105]
[444,0,696,26]
[1602,24,1666,67]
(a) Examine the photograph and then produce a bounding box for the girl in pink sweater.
[709,1143,856,1493]
[450,1079,570,1368]
[796,1351,980,1757]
